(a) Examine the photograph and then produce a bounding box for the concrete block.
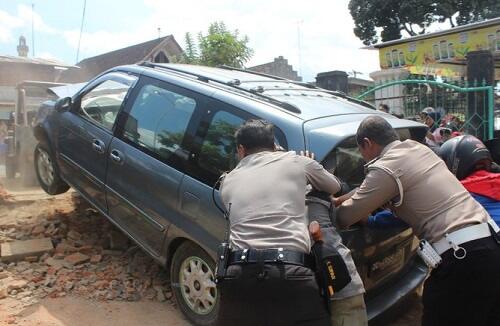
[1,238,53,262]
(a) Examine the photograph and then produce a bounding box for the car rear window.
[322,128,423,188]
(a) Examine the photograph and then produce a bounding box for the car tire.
[34,143,69,195]
[5,155,16,179]
[171,241,219,326]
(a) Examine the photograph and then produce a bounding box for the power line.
[76,0,87,63]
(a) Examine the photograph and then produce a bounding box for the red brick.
[64,253,90,266]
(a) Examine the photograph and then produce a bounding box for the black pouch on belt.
[311,240,351,301]
[215,242,230,283]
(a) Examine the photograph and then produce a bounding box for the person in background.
[439,135,500,226]
[378,104,390,113]
[0,121,7,164]
[432,115,462,145]
[420,108,441,150]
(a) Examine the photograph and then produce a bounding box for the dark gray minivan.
[34,62,428,325]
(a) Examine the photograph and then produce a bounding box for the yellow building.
[372,17,500,79]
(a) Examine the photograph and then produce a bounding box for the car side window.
[122,83,196,162]
[78,79,133,131]
[198,110,245,182]
[195,108,288,186]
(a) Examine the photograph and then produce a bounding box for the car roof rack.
[219,65,375,110]
[138,61,302,114]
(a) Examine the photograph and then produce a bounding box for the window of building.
[487,33,499,52]
[496,30,500,51]
[433,41,456,60]
[391,49,400,67]
[79,79,134,131]
[448,43,455,58]
[459,32,468,44]
[439,40,449,59]
[153,51,169,63]
[398,51,405,66]
[433,44,440,60]
[123,83,196,162]
[488,34,495,51]
[385,52,392,68]
[408,42,417,52]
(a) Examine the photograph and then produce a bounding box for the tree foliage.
[181,22,253,68]
[436,0,500,27]
[349,0,500,45]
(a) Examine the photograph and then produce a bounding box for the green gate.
[356,79,495,141]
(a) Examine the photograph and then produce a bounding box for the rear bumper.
[366,257,428,321]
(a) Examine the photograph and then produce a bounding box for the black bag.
[311,237,352,299]
[306,193,352,301]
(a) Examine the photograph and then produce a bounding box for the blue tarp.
[471,193,500,227]
[367,210,408,228]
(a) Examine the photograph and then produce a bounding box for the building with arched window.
[369,17,500,80]
[366,18,500,116]
[62,35,183,83]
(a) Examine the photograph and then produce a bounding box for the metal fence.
[356,78,495,141]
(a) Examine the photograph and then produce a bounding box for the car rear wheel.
[171,242,219,326]
[34,143,69,195]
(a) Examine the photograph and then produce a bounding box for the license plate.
[369,247,405,281]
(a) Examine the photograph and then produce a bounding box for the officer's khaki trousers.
[330,294,368,326]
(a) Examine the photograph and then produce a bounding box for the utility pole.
[76,0,87,63]
[31,3,35,57]
[297,20,303,77]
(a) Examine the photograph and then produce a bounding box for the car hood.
[304,114,426,161]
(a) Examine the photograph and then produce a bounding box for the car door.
[57,73,137,212]
[105,76,204,256]
[176,100,289,252]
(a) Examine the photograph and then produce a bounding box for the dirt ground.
[0,179,421,325]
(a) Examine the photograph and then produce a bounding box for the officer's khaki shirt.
[337,140,489,243]
[220,150,341,253]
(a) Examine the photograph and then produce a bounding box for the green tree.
[349,0,500,45]
[183,32,199,64]
[182,22,253,67]
[435,0,500,27]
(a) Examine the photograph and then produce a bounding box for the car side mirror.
[55,97,72,112]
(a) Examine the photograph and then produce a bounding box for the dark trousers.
[217,263,330,326]
[422,236,500,326]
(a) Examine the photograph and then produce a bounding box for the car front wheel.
[171,241,219,326]
[34,143,69,195]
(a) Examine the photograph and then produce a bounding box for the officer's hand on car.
[299,150,315,160]
[332,188,357,207]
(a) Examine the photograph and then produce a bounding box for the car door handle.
[110,149,124,164]
[92,139,105,153]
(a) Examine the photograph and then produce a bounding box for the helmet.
[439,135,492,180]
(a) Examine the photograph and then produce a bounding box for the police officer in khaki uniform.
[218,119,342,326]
[335,116,500,326]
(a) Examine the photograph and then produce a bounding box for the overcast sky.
[0,0,384,82]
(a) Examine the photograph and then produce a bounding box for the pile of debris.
[0,183,14,205]
[0,193,173,308]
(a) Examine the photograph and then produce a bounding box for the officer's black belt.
[228,248,315,269]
